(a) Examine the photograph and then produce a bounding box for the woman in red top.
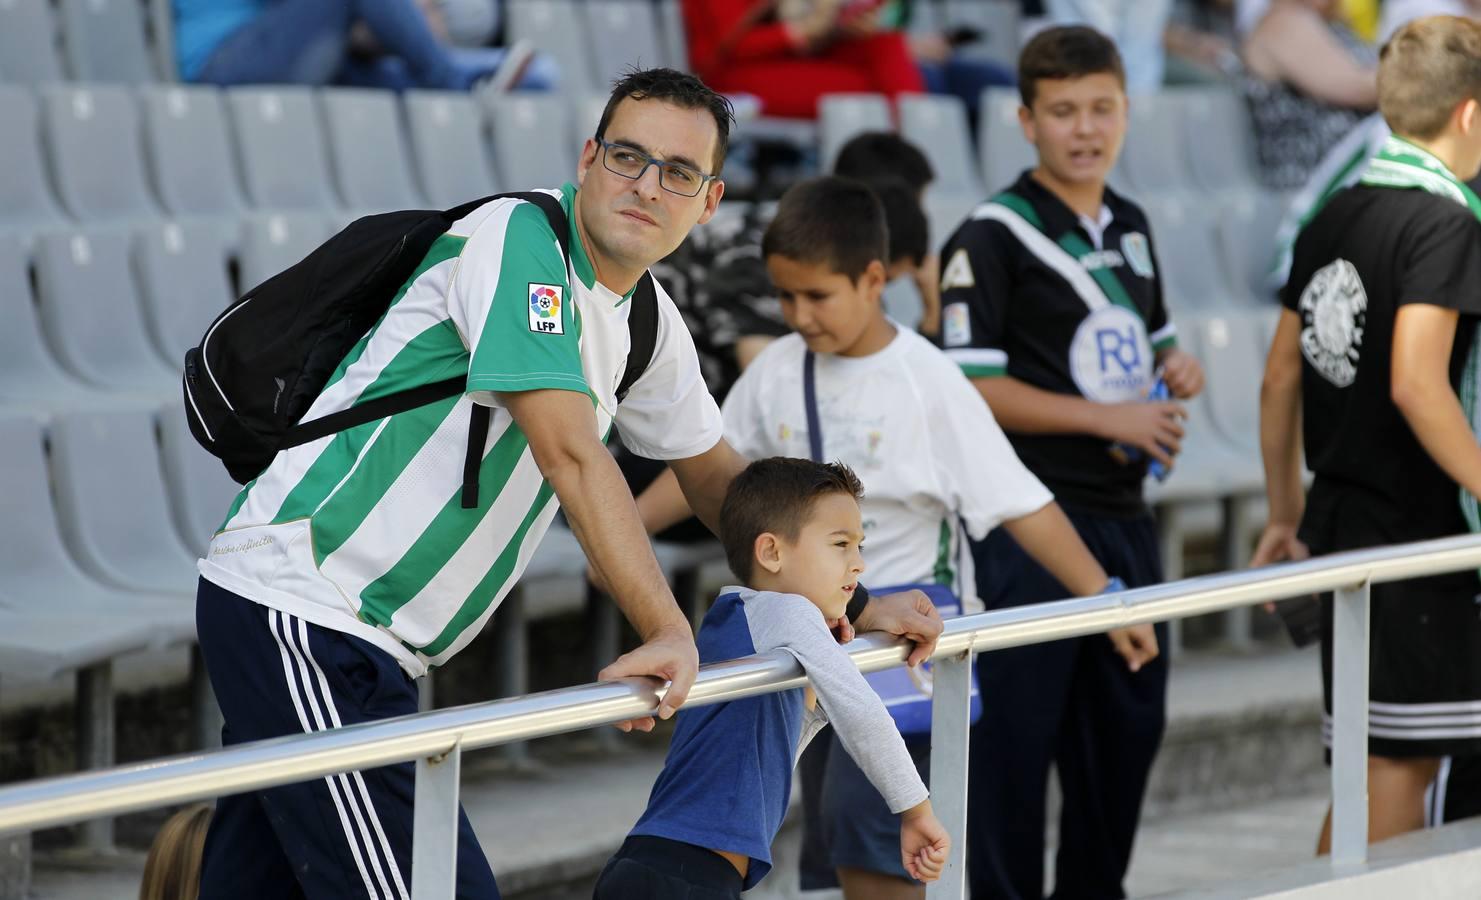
[683,0,925,119]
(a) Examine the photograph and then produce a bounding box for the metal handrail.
[4,534,1481,897]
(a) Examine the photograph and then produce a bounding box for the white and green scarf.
[1353,136,1481,538]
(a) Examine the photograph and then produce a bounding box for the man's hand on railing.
[1107,624,1159,673]
[597,623,699,733]
[1250,523,1311,612]
[852,590,944,667]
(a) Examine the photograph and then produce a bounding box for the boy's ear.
[754,532,784,575]
[862,259,888,298]
[1017,103,1036,144]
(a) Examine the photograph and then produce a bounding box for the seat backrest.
[41,84,160,222]
[1140,194,1236,314]
[0,85,67,232]
[1121,91,1193,192]
[942,0,1020,67]
[320,88,423,213]
[158,402,239,554]
[1182,86,1260,192]
[485,94,578,189]
[656,0,688,70]
[33,228,176,391]
[226,87,340,211]
[134,220,236,368]
[1191,310,1266,444]
[583,0,666,87]
[50,409,198,592]
[145,0,177,81]
[0,234,90,404]
[238,212,334,293]
[899,94,982,195]
[403,90,499,206]
[979,87,1035,190]
[819,93,893,172]
[0,414,90,581]
[140,84,245,218]
[0,0,66,85]
[58,0,156,83]
[506,0,596,93]
[1216,188,1287,303]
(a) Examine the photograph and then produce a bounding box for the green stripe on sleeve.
[960,363,1007,378]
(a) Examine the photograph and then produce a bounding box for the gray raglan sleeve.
[745,592,929,814]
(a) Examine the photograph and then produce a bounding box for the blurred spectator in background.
[427,0,499,47]
[1238,0,1377,189]
[683,0,925,118]
[1380,0,1481,42]
[883,0,1016,115]
[1044,0,1177,92]
[175,0,553,92]
[1164,0,1241,83]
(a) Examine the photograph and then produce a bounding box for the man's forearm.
[1259,376,1306,526]
[1001,503,1109,596]
[635,468,696,536]
[548,449,687,640]
[669,439,750,537]
[1396,384,1481,501]
[974,376,1106,436]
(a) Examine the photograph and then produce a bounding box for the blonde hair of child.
[138,803,212,900]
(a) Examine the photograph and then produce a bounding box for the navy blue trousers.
[195,577,500,900]
[967,508,1169,900]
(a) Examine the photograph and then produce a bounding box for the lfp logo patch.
[528,283,564,334]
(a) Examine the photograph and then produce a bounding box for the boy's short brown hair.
[761,176,888,281]
[719,458,864,583]
[1379,16,1481,141]
[1017,25,1126,108]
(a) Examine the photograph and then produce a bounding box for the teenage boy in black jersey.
[1254,15,1481,852]
[935,25,1206,900]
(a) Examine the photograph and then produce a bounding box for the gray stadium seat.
[0,235,101,412]
[1216,188,1287,304]
[0,0,66,85]
[51,410,200,597]
[0,85,68,239]
[1140,194,1239,313]
[58,0,156,83]
[145,0,178,81]
[506,0,597,93]
[158,404,239,554]
[583,0,667,88]
[134,220,236,368]
[819,94,893,171]
[403,90,499,206]
[320,88,424,213]
[900,94,982,195]
[40,84,161,224]
[485,94,578,189]
[238,212,333,292]
[1189,310,1268,460]
[225,87,340,211]
[1182,87,1260,192]
[140,85,246,219]
[575,92,610,151]
[1121,91,1194,192]
[657,0,688,71]
[942,0,1020,67]
[0,414,195,648]
[32,228,178,395]
[882,276,924,332]
[979,87,1035,191]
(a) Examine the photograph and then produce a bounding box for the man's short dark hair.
[1017,25,1126,108]
[1379,16,1481,140]
[761,176,888,281]
[861,177,929,269]
[832,132,935,192]
[595,67,736,173]
[720,458,865,583]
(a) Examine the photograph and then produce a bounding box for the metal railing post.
[75,663,114,854]
[411,740,462,900]
[926,650,973,900]
[1330,579,1371,866]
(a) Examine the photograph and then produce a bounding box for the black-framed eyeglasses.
[596,138,717,197]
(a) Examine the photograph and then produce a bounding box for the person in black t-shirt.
[1255,15,1481,852]
[935,27,1205,900]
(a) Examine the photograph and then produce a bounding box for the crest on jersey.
[528,284,564,334]
[1121,232,1155,279]
[1297,258,1366,388]
[1069,306,1153,402]
[941,248,975,290]
[943,302,972,347]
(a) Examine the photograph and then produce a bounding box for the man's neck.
[1398,132,1467,181]
[572,196,643,296]
[1030,167,1106,219]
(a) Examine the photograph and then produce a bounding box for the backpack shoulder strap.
[617,271,660,403]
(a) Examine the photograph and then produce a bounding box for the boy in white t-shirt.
[729,176,1149,899]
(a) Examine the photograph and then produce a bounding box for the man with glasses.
[192,67,945,899]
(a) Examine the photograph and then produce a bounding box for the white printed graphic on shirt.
[1068,305,1154,402]
[941,247,975,290]
[1297,258,1366,388]
[943,302,972,347]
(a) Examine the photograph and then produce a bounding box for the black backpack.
[184,192,659,507]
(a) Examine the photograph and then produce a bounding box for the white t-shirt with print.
[722,326,1053,612]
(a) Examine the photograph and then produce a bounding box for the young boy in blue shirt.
[595,458,949,898]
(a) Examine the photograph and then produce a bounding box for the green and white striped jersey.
[199,184,724,676]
